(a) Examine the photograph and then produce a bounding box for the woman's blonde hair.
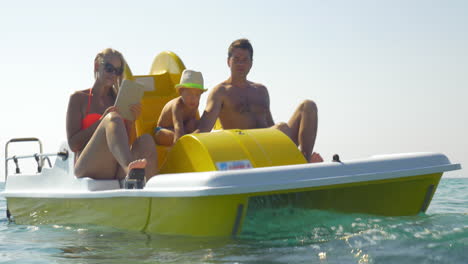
[94,48,126,96]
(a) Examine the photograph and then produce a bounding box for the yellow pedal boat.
[2,52,461,237]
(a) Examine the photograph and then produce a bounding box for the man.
[196,39,322,162]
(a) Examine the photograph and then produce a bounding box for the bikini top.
[81,88,102,130]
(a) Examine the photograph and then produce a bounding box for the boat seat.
[134,72,179,169]
[78,178,120,191]
[159,128,307,173]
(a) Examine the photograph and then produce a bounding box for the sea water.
[0,178,466,264]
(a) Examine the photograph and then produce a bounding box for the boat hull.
[6,172,442,236]
[247,173,442,216]
[8,197,151,232]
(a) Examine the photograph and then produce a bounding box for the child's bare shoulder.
[161,97,180,110]
[159,97,179,117]
[173,97,187,110]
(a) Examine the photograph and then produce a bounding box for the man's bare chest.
[224,92,268,114]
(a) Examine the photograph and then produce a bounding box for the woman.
[66,48,157,181]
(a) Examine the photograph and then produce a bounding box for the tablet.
[114,80,146,120]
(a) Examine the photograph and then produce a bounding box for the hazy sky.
[1,0,466,180]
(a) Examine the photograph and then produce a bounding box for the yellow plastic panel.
[8,197,151,231]
[131,51,186,170]
[214,119,223,130]
[159,131,248,173]
[147,194,248,236]
[247,173,443,216]
[134,71,178,134]
[224,129,306,167]
[160,128,306,174]
[150,51,185,85]
[145,173,442,236]
[123,62,135,81]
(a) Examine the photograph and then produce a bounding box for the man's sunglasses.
[103,62,124,76]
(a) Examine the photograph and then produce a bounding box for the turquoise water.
[0,178,467,264]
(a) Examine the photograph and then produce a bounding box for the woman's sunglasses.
[103,62,124,76]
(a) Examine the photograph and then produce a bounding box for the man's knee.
[301,99,317,113]
[275,122,291,137]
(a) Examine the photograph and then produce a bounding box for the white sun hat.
[175,69,207,93]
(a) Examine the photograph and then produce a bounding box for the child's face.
[179,88,203,110]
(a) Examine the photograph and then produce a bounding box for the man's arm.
[261,85,275,127]
[195,85,225,133]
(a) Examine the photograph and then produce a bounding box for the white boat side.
[2,143,461,198]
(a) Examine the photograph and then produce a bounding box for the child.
[154,69,207,146]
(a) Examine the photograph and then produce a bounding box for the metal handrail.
[5,137,43,180]
[6,151,68,170]
[5,152,67,162]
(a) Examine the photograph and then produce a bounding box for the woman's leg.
[74,112,144,179]
[116,134,158,181]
